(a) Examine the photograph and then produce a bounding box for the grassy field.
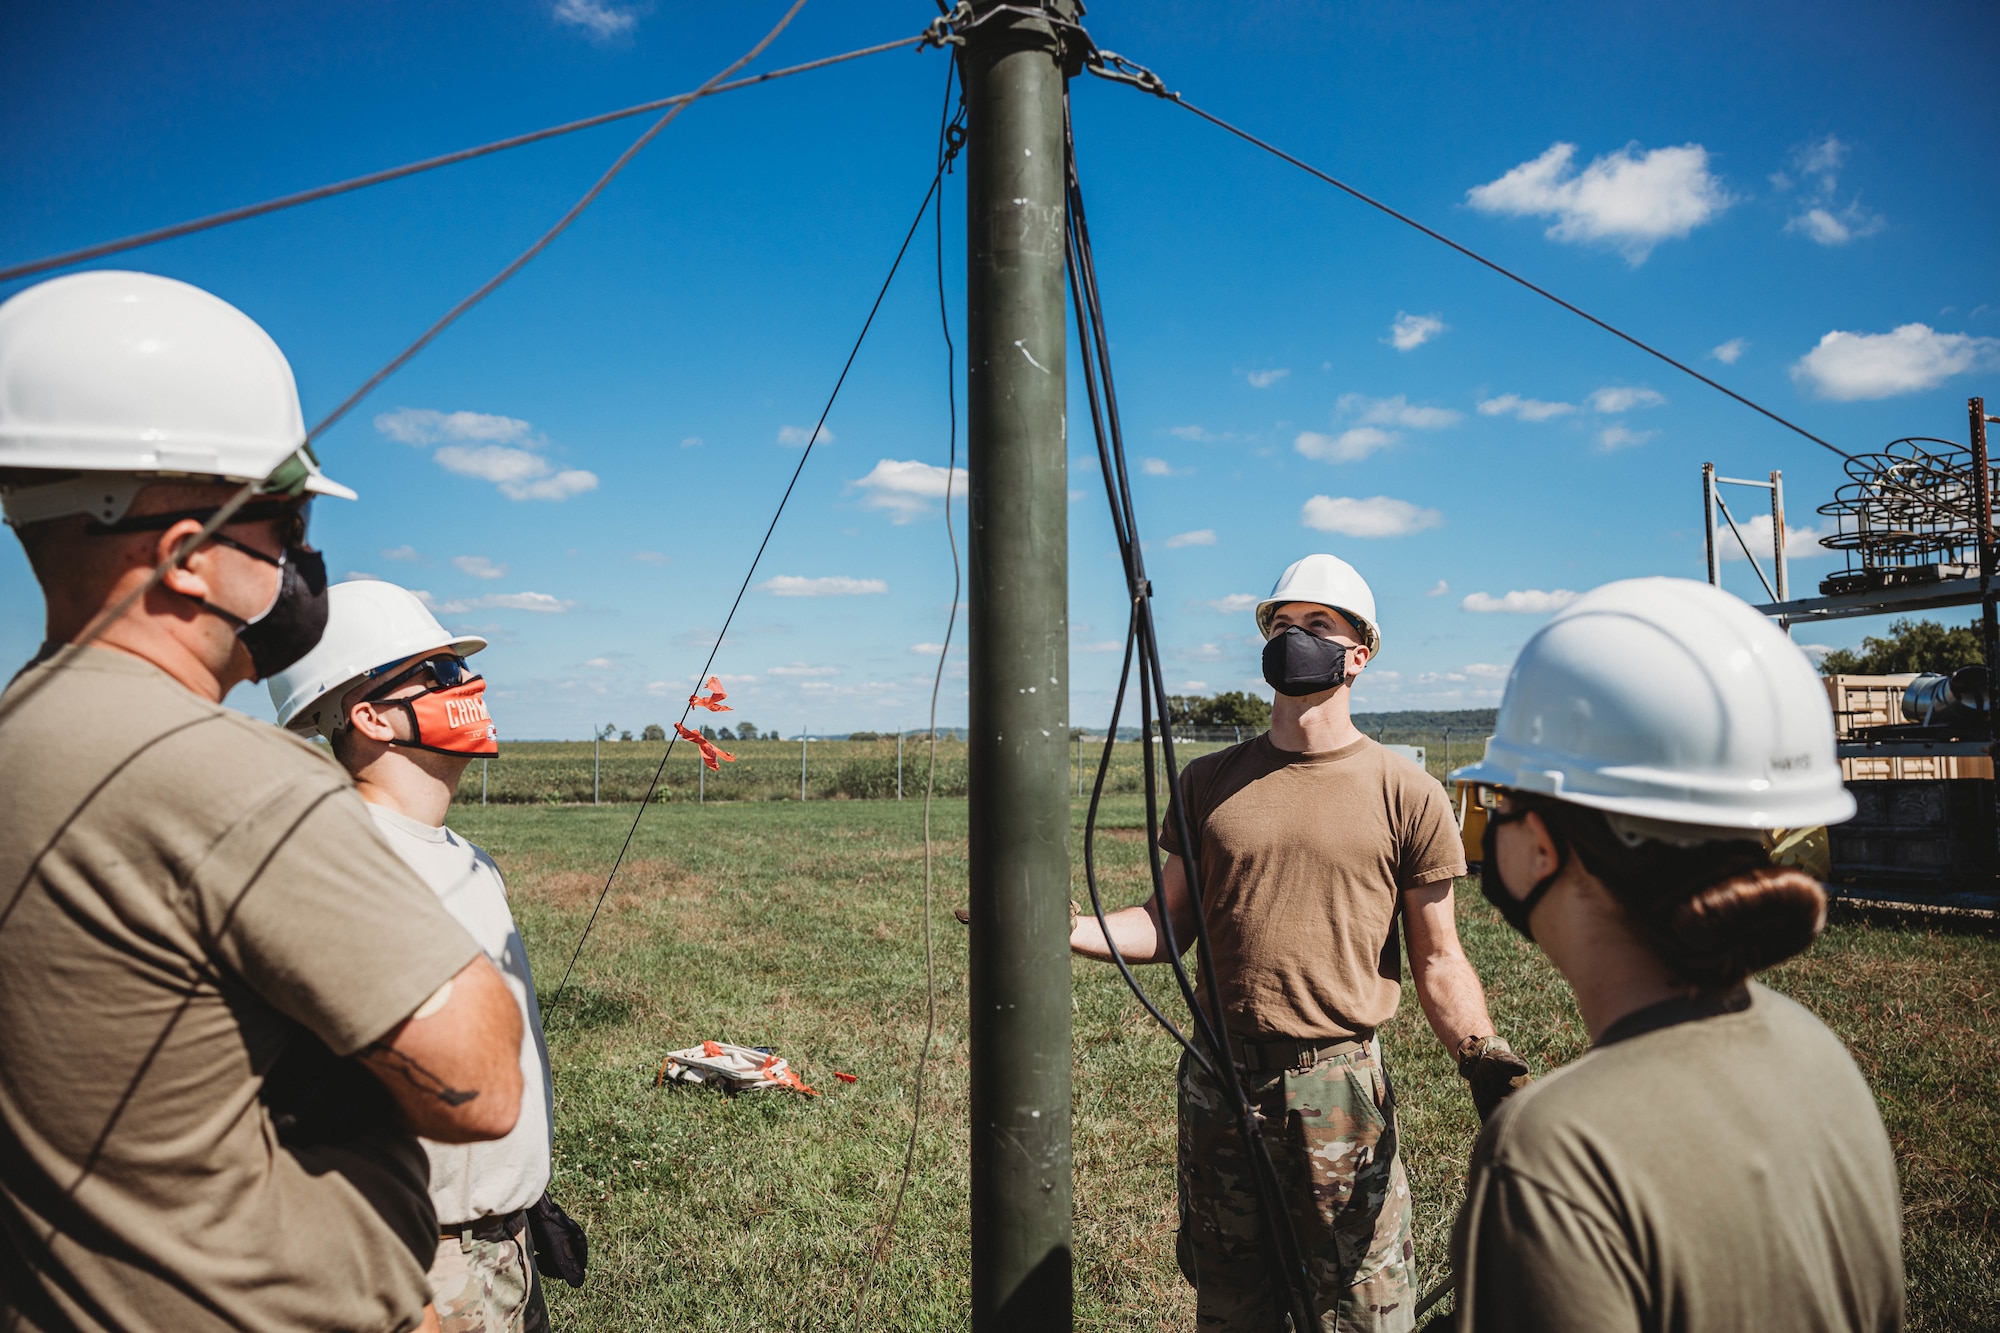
[456,796,2000,1332]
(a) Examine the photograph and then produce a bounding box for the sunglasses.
[362,652,481,701]
[89,499,312,551]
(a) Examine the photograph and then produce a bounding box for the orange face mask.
[388,678,500,757]
[360,654,501,757]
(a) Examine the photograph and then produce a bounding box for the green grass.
[453,797,2000,1332]
[453,739,1237,806]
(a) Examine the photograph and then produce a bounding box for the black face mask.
[1480,805,1568,941]
[1261,625,1349,697]
[86,500,330,681]
[200,538,331,681]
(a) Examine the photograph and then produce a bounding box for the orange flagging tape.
[688,676,732,712]
[675,723,737,771]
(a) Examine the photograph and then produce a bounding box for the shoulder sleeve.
[185,773,484,1057]
[1454,1157,1644,1333]
[1401,771,1468,887]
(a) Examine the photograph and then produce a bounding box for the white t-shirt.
[367,804,553,1223]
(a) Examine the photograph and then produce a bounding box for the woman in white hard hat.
[1447,577,1902,1332]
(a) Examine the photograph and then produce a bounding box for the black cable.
[1078,52,1865,470]
[1065,89,1318,1331]
[0,0,818,734]
[550,100,961,1008]
[0,33,932,288]
[850,57,966,1325]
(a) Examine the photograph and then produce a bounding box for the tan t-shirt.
[1159,734,1466,1040]
[0,646,483,1333]
[1450,982,1904,1333]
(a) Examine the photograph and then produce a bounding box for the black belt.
[1229,1032,1373,1071]
[440,1209,526,1243]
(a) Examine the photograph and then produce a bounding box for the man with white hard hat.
[0,271,525,1333]
[1448,577,1901,1331]
[270,579,568,1333]
[1072,553,1526,1332]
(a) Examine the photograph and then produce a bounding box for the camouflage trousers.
[428,1211,550,1333]
[1177,1038,1416,1333]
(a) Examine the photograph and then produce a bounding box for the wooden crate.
[1824,674,1994,780]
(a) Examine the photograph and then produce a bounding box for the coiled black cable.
[1064,88,1318,1332]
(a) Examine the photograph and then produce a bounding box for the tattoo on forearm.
[362,1042,480,1108]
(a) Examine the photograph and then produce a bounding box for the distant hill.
[1352,709,1497,732]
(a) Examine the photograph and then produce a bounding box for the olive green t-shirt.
[0,646,484,1333]
[1159,734,1466,1040]
[1450,981,1904,1333]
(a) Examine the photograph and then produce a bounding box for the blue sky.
[4,0,1997,738]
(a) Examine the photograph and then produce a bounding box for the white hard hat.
[1254,553,1382,657]
[268,580,487,735]
[0,270,356,526]
[1450,577,1855,832]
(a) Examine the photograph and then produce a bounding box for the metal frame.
[1702,462,1790,623]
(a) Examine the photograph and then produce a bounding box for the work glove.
[1456,1035,1532,1123]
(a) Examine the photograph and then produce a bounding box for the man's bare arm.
[1070,850,1200,963]
[359,955,523,1143]
[1404,878,1498,1052]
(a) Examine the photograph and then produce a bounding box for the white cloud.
[680,436,702,448]
[1168,425,1219,442]
[379,408,597,502]
[1711,338,1747,365]
[1179,680,1210,692]
[1295,427,1396,463]
[1597,425,1656,451]
[584,657,615,669]
[1716,513,1832,562]
[1247,368,1290,388]
[1478,393,1577,422]
[1072,640,1124,653]
[1426,579,1450,597]
[1339,393,1463,430]
[911,643,946,654]
[436,591,571,614]
[1463,662,1511,678]
[1164,529,1217,548]
[553,0,636,39]
[1181,642,1227,661]
[777,424,836,447]
[452,555,507,580]
[1387,312,1447,351]
[854,458,969,523]
[1776,136,1883,246]
[1790,324,2000,401]
[382,544,421,562]
[374,408,533,446]
[631,550,669,566]
[759,575,888,597]
[1798,643,1834,668]
[1141,457,1190,477]
[1788,205,1884,246]
[1586,386,1666,413]
[1301,494,1444,538]
[432,444,599,501]
[1462,588,1578,614]
[1467,141,1732,263]
[1202,593,1260,614]
[767,663,840,678]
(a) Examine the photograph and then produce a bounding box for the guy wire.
[849,57,965,1324]
[0,31,933,287]
[550,91,961,1007]
[0,0,818,732]
[1064,90,1319,1329]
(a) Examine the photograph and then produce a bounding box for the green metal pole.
[964,5,1074,1327]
